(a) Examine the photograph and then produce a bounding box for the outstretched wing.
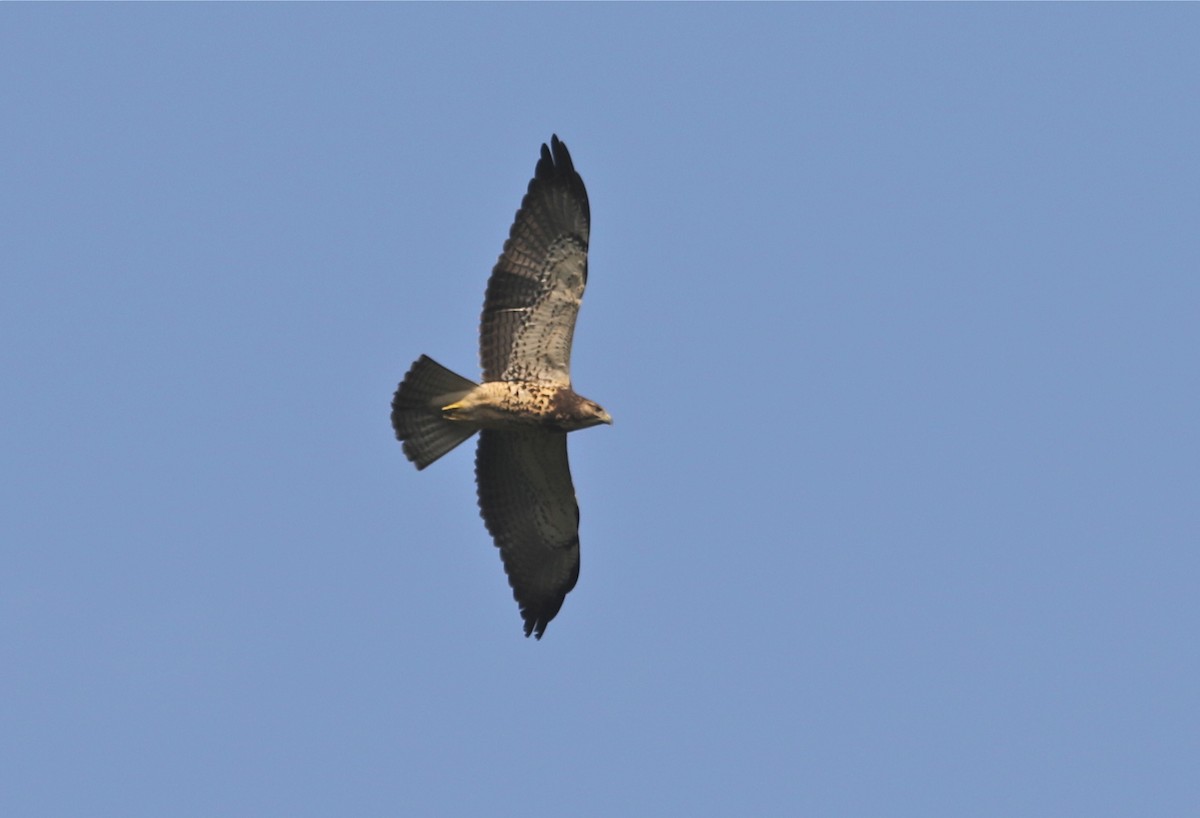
[480,135,590,386]
[475,429,581,639]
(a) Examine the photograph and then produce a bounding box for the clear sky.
[3,5,1197,817]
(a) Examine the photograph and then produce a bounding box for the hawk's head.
[579,398,613,428]
[552,390,612,431]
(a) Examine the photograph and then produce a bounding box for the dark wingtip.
[524,134,589,231]
[522,613,546,639]
[537,134,575,179]
[520,601,563,640]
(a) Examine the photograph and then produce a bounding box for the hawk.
[391,135,611,639]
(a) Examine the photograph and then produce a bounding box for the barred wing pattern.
[475,430,581,639]
[479,135,590,385]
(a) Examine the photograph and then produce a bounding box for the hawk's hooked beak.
[599,409,613,425]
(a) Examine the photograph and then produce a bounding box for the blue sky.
[3,5,1197,816]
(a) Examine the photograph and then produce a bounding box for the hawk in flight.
[391,136,611,639]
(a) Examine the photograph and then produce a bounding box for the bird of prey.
[391,135,611,639]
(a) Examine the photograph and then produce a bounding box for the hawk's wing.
[480,135,590,386]
[475,429,581,639]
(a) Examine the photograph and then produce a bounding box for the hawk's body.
[391,136,610,639]
[441,381,606,431]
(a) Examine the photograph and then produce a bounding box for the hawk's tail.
[391,355,479,470]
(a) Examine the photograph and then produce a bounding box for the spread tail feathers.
[391,355,479,469]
